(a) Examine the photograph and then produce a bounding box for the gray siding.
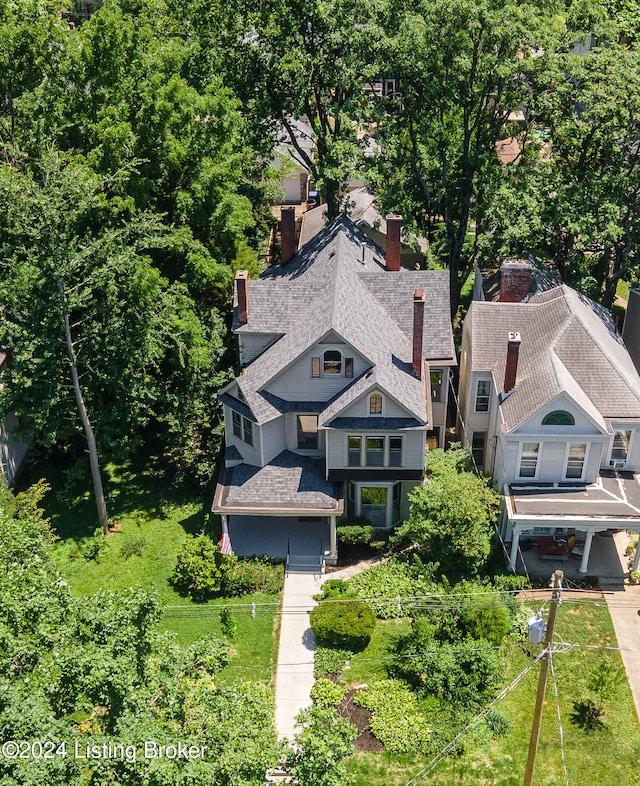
[0,416,29,486]
[326,430,424,470]
[261,416,287,465]
[266,343,369,401]
[239,332,281,365]
[224,406,262,466]
[339,391,411,419]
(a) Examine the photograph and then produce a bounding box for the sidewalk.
[604,584,640,721]
[274,572,321,741]
[273,562,376,741]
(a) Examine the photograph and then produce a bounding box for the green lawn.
[20,458,281,684]
[345,599,640,785]
[343,618,413,686]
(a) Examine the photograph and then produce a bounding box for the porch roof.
[212,450,343,516]
[505,470,640,528]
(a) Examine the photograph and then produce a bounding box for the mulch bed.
[337,688,383,752]
[325,543,381,572]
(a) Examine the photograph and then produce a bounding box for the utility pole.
[523,569,563,786]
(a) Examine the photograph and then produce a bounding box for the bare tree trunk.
[57,280,109,533]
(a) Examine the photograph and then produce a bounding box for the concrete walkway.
[274,561,380,741]
[605,584,640,721]
[274,572,321,741]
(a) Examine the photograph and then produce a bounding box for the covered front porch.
[224,514,334,562]
[212,449,344,565]
[503,471,640,576]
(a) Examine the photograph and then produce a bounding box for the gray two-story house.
[212,214,456,566]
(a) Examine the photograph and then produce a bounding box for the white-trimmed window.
[232,411,254,446]
[347,435,403,467]
[369,393,383,414]
[565,443,587,479]
[311,351,354,378]
[354,482,403,527]
[611,430,632,463]
[475,379,491,412]
[518,442,540,478]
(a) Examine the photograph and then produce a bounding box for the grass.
[345,598,640,785]
[617,279,631,301]
[343,618,412,686]
[19,455,281,684]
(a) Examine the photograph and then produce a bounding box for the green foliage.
[118,533,146,559]
[79,527,107,561]
[337,523,375,545]
[310,600,376,650]
[395,619,501,706]
[393,448,500,578]
[316,579,354,600]
[310,677,346,709]
[354,680,431,753]
[0,481,281,784]
[571,656,627,729]
[347,556,439,618]
[171,533,223,598]
[286,706,357,786]
[221,555,284,597]
[314,646,352,678]
[459,596,512,645]
[220,606,237,640]
[172,535,284,600]
[486,711,512,738]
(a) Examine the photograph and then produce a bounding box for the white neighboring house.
[272,117,314,205]
[459,263,640,574]
[212,214,456,567]
[0,351,29,486]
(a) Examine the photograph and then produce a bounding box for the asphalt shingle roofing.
[469,285,640,431]
[232,215,455,426]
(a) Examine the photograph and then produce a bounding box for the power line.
[402,652,546,786]
[550,652,570,786]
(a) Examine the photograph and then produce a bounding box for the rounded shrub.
[459,596,512,645]
[310,599,376,650]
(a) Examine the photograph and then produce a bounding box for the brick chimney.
[412,290,425,378]
[280,206,296,265]
[386,215,402,271]
[503,332,521,395]
[235,270,249,326]
[498,259,532,302]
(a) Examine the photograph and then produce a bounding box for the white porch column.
[329,515,337,557]
[579,530,595,574]
[509,527,521,571]
[633,538,640,571]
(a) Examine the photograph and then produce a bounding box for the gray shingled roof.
[213,450,343,513]
[230,215,452,426]
[468,285,640,431]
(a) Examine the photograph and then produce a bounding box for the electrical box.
[527,614,547,644]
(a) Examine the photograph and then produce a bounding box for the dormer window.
[323,350,342,374]
[369,393,383,414]
[311,351,354,378]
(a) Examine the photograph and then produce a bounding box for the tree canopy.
[393,447,501,577]
[0,480,281,785]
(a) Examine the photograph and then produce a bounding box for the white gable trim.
[506,391,609,437]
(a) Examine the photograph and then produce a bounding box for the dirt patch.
[337,689,383,752]
[326,543,382,571]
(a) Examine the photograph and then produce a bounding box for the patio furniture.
[538,537,569,561]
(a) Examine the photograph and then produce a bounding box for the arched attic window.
[323,350,342,374]
[542,410,575,426]
[369,393,383,414]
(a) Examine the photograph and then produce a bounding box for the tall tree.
[370,0,561,314]
[217,0,385,218]
[482,44,640,308]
